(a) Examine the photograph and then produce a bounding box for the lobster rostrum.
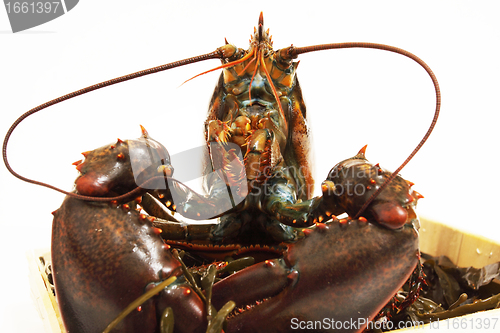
[3,12,440,333]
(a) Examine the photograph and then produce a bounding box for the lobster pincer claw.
[211,217,420,333]
[325,145,423,230]
[52,129,211,333]
[73,126,173,198]
[52,194,206,333]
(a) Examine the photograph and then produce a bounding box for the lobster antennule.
[180,48,254,87]
[259,49,287,123]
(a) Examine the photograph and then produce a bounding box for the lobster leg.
[263,173,344,228]
[264,146,421,231]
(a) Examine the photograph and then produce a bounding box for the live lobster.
[3,13,440,333]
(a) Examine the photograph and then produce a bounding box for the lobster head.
[214,12,298,131]
[73,126,173,198]
[326,145,423,230]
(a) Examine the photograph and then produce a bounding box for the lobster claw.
[75,127,172,197]
[326,146,422,230]
[211,218,419,333]
[52,131,210,333]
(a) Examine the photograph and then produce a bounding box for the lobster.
[3,12,440,333]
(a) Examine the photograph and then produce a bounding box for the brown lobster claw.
[212,218,419,333]
[327,146,422,230]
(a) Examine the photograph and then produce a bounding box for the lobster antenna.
[287,42,440,218]
[2,51,221,202]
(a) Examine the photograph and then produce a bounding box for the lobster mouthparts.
[212,218,419,333]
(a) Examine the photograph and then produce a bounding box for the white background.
[1,1,499,332]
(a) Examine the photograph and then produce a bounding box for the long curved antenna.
[2,51,221,202]
[286,42,440,218]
